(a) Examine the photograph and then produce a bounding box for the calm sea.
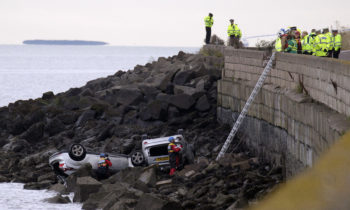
[0,45,198,107]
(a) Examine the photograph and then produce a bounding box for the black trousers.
[205,27,211,44]
[303,52,312,55]
[333,49,341,59]
[169,152,177,169]
[327,50,333,58]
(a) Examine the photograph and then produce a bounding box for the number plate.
[155,157,169,161]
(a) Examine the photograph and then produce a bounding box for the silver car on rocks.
[49,143,133,179]
[129,130,195,169]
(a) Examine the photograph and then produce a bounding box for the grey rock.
[115,88,143,106]
[137,167,156,187]
[21,122,44,143]
[135,193,166,210]
[42,91,54,100]
[195,95,211,112]
[75,110,96,127]
[73,176,102,202]
[169,94,195,110]
[23,180,52,190]
[174,69,195,85]
[45,118,65,136]
[44,194,71,204]
[139,100,168,121]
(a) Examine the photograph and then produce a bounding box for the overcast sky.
[1,0,349,47]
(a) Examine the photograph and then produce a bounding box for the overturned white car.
[49,130,195,179]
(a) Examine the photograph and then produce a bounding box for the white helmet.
[278,28,286,36]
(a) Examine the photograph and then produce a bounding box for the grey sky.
[1,0,349,46]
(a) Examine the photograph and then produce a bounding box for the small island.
[23,40,108,45]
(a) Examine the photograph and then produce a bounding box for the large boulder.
[173,69,195,85]
[137,167,156,187]
[135,194,183,210]
[73,176,102,202]
[169,94,195,110]
[21,122,44,143]
[2,137,30,152]
[45,118,65,136]
[66,163,95,192]
[115,88,143,106]
[139,101,168,121]
[75,110,96,127]
[195,95,211,112]
[44,194,71,204]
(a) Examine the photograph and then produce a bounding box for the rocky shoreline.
[0,49,282,209]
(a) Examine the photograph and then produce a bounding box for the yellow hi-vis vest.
[227,24,241,37]
[302,35,313,53]
[327,32,334,50]
[204,16,213,27]
[314,34,329,57]
[275,38,282,52]
[168,142,175,153]
[334,34,342,51]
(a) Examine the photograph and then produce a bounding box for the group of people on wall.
[275,27,342,59]
[204,13,242,48]
[204,13,342,59]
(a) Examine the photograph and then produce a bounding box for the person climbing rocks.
[97,153,112,180]
[168,136,182,176]
[204,13,214,44]
[227,19,242,48]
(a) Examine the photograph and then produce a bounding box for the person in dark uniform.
[204,13,214,44]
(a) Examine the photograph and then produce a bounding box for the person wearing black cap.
[332,30,342,59]
[204,13,214,44]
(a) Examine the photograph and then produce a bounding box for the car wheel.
[69,144,86,161]
[130,151,145,166]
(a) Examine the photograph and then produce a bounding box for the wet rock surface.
[0,50,282,209]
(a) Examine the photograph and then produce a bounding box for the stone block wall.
[216,47,350,177]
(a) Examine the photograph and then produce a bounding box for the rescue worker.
[301,31,313,55]
[275,29,285,52]
[285,32,298,54]
[168,137,182,176]
[314,29,331,57]
[324,28,333,57]
[294,31,302,54]
[97,153,112,180]
[333,30,342,59]
[227,19,242,48]
[204,13,214,44]
[312,30,322,56]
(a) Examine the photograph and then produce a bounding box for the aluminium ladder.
[216,52,276,161]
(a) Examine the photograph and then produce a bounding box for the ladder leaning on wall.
[216,52,276,161]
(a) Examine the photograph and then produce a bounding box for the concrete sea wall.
[209,45,350,177]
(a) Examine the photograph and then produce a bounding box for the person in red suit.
[168,137,182,176]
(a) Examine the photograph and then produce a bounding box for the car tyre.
[69,143,87,161]
[130,151,145,166]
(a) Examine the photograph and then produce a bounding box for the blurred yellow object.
[249,131,350,210]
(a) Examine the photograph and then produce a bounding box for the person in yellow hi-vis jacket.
[227,19,242,48]
[204,13,214,44]
[314,29,330,57]
[332,29,342,59]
